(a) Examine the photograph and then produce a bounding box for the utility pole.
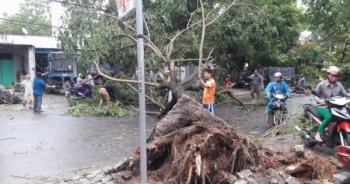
[135,0,147,183]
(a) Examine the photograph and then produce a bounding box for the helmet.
[326,66,341,76]
[274,72,282,78]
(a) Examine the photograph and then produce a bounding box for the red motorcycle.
[291,83,312,95]
[295,90,350,172]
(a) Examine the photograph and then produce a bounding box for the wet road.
[0,94,313,184]
[0,95,158,184]
[216,94,314,137]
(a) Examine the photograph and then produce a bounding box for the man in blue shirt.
[296,74,305,91]
[33,72,56,113]
[264,72,291,122]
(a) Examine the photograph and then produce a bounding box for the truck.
[44,51,78,93]
[239,67,295,89]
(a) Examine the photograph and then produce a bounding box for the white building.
[0,35,60,88]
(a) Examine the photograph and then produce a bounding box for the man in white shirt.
[85,71,95,86]
[19,75,34,108]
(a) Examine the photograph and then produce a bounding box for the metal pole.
[135,0,147,183]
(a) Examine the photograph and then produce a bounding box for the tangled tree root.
[110,95,339,183]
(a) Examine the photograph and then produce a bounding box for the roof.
[0,35,59,49]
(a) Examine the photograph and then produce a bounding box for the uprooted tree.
[58,0,302,114]
[105,95,338,183]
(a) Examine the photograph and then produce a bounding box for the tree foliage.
[58,0,303,78]
[303,0,350,64]
[0,0,52,36]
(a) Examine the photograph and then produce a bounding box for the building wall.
[0,45,35,84]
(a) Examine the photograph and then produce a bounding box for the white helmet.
[274,72,282,78]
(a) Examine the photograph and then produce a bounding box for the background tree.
[0,0,52,35]
[302,0,350,86]
[58,0,304,114]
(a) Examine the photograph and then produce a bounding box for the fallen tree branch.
[215,89,244,108]
[173,57,212,62]
[263,121,288,137]
[92,61,159,87]
[128,105,160,115]
[127,83,165,109]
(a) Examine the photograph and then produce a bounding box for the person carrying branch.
[198,68,216,114]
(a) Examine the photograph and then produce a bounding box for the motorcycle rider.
[76,73,87,97]
[264,72,291,122]
[314,66,348,142]
[295,74,305,91]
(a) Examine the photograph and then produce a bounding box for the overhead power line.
[0,18,66,29]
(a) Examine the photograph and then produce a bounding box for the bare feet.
[315,132,323,142]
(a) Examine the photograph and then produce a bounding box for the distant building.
[0,35,60,88]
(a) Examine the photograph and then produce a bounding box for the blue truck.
[42,51,118,93]
[44,51,78,93]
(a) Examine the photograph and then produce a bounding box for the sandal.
[315,133,323,142]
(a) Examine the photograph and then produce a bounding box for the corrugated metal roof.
[0,35,58,49]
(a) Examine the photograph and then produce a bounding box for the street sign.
[116,0,136,21]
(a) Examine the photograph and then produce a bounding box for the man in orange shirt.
[166,70,172,102]
[198,68,216,114]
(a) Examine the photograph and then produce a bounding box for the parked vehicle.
[267,93,288,127]
[44,51,78,94]
[291,84,312,95]
[238,67,295,89]
[65,84,92,102]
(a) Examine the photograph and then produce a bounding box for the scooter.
[65,84,92,102]
[267,93,288,127]
[291,83,312,95]
[295,90,350,148]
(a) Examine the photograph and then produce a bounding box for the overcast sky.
[0,0,66,35]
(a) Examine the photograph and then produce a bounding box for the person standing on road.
[18,74,34,109]
[166,70,172,102]
[198,68,216,114]
[98,87,110,107]
[250,70,264,103]
[224,74,233,89]
[33,72,56,113]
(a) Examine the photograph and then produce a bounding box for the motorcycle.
[295,90,350,149]
[295,90,350,175]
[291,83,312,95]
[267,93,288,127]
[65,84,92,102]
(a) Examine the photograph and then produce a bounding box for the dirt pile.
[108,95,339,183]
